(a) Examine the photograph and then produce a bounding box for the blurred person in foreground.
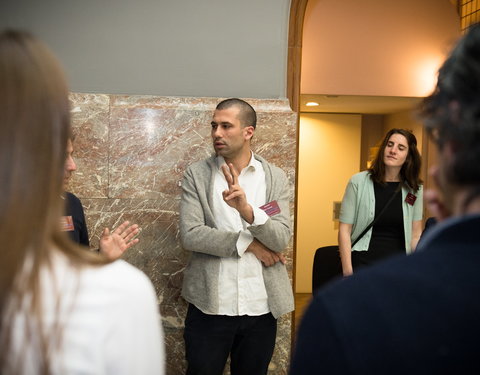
[0,29,164,374]
[290,24,480,375]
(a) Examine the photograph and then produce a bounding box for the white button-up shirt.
[213,154,270,316]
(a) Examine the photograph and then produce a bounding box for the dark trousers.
[184,304,277,375]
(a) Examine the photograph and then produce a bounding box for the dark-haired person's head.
[421,23,480,212]
[369,128,422,192]
[216,98,257,129]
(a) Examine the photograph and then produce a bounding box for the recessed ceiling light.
[305,102,319,107]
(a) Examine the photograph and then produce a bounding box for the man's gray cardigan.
[179,154,294,319]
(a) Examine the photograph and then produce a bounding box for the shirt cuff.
[249,206,269,226]
[237,230,254,256]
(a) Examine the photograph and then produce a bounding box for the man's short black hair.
[216,98,257,129]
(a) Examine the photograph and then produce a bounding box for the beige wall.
[302,0,460,97]
[360,115,385,170]
[384,110,424,152]
[296,113,361,293]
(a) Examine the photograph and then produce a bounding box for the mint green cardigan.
[339,171,423,254]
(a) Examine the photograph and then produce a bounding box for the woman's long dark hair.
[368,128,422,192]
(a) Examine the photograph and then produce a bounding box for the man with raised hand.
[180,98,294,375]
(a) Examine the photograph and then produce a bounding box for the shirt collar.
[216,152,259,173]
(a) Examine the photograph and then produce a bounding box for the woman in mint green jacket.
[338,129,423,276]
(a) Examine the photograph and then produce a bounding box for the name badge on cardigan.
[405,193,417,206]
[260,200,281,216]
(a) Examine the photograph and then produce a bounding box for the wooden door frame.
[287,0,309,113]
[287,0,308,350]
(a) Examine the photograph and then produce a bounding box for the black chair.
[417,217,438,248]
[312,245,343,294]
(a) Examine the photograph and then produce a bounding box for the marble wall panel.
[69,94,297,375]
[108,96,215,199]
[67,93,110,197]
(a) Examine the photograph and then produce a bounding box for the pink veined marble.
[68,93,297,375]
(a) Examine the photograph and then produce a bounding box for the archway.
[287,0,460,343]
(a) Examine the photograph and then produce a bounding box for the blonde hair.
[0,29,108,373]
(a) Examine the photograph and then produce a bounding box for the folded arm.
[247,170,292,253]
